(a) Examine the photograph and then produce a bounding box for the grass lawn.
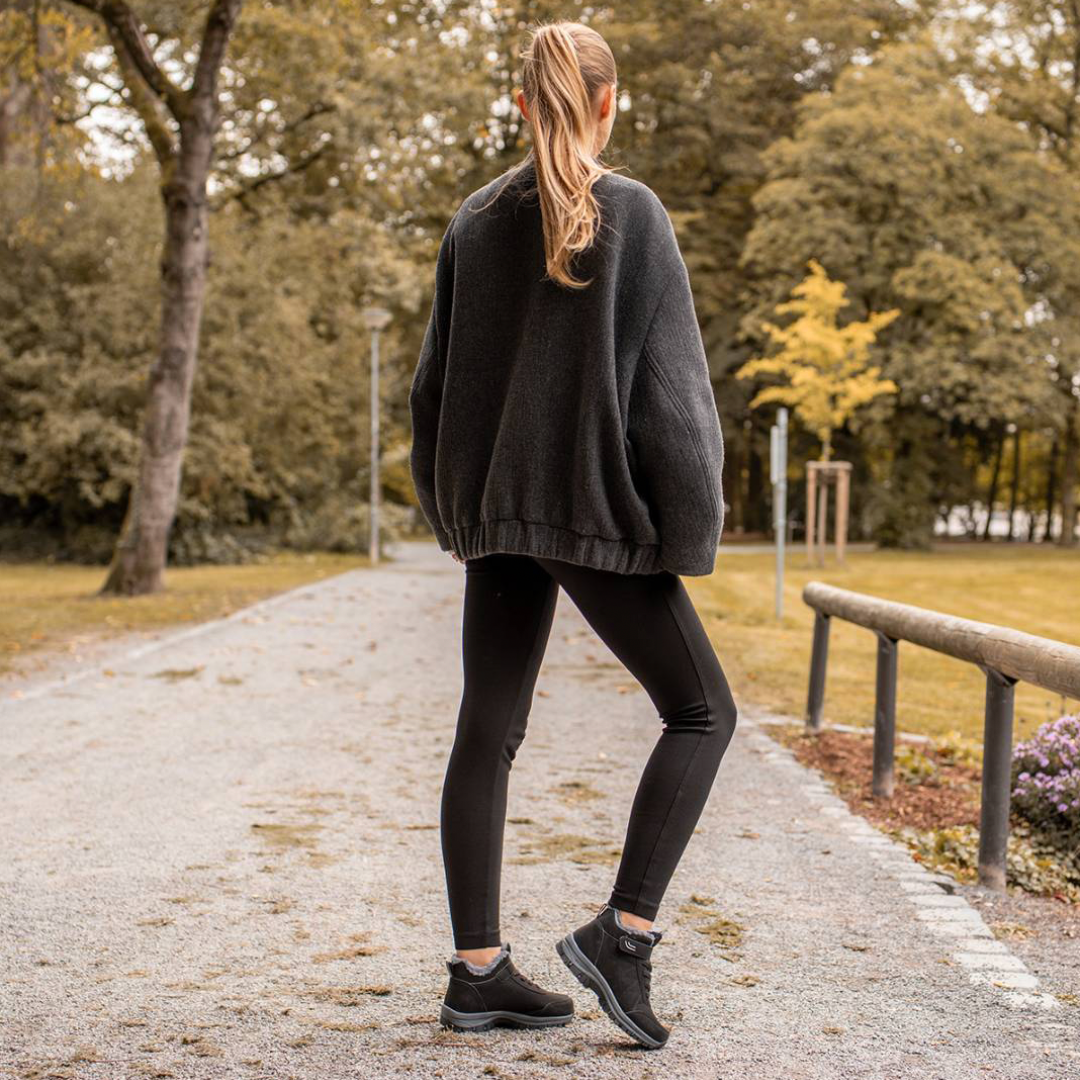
[0,552,370,678]
[687,543,1080,743]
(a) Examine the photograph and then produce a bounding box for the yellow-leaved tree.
[739,259,900,460]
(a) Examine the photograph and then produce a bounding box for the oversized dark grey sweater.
[408,156,725,576]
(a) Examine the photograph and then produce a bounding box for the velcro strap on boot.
[618,934,653,961]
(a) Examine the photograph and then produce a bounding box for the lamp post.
[361,306,392,564]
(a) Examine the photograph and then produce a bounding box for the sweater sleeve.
[408,214,457,550]
[625,258,725,575]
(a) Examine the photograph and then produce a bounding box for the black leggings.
[440,552,738,949]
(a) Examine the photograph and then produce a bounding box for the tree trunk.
[1006,429,1021,542]
[101,128,213,594]
[982,427,1005,541]
[747,439,766,534]
[1040,437,1059,543]
[816,477,828,565]
[965,498,978,538]
[726,424,744,533]
[88,0,242,595]
[0,1,53,170]
[0,77,34,167]
[1059,400,1079,549]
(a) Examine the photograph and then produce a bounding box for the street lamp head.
[362,306,393,331]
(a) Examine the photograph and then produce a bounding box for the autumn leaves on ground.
[4,541,1079,904]
[4,543,1080,1078]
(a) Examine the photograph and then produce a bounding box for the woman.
[409,20,738,1051]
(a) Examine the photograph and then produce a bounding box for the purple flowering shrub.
[1011,714,1080,848]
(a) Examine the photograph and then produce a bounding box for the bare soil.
[772,725,981,833]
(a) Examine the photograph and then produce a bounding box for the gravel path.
[2,541,1077,1080]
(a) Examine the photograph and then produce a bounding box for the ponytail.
[518,21,619,290]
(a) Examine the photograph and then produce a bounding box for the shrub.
[1011,714,1080,849]
[279,496,415,555]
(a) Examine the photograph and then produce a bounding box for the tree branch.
[54,96,124,124]
[213,139,332,213]
[191,0,243,104]
[103,20,178,165]
[215,101,336,164]
[1067,0,1080,150]
[65,0,185,117]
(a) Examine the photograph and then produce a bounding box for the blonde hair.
[516,21,620,290]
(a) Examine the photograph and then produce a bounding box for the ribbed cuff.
[444,518,664,576]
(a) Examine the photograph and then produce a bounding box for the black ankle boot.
[440,942,574,1033]
[556,903,670,1049]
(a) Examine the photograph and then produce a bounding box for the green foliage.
[3,2,1078,558]
[0,2,94,168]
[0,159,423,560]
[741,35,1080,542]
[737,259,899,460]
[608,0,926,378]
[743,37,1075,427]
[0,164,155,528]
[866,432,940,550]
[0,0,501,563]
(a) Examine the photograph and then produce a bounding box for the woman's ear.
[599,82,616,120]
[517,89,531,122]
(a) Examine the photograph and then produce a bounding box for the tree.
[1,2,92,170]
[599,0,928,532]
[945,0,1080,546]
[740,36,1080,545]
[737,259,899,461]
[3,2,495,561]
[62,0,242,593]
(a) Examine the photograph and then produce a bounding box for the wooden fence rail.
[802,582,1080,890]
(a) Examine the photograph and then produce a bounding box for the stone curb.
[745,711,1058,1012]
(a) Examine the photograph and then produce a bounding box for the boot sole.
[438,1003,573,1033]
[555,932,668,1049]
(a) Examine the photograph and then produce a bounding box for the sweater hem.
[443,518,666,576]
